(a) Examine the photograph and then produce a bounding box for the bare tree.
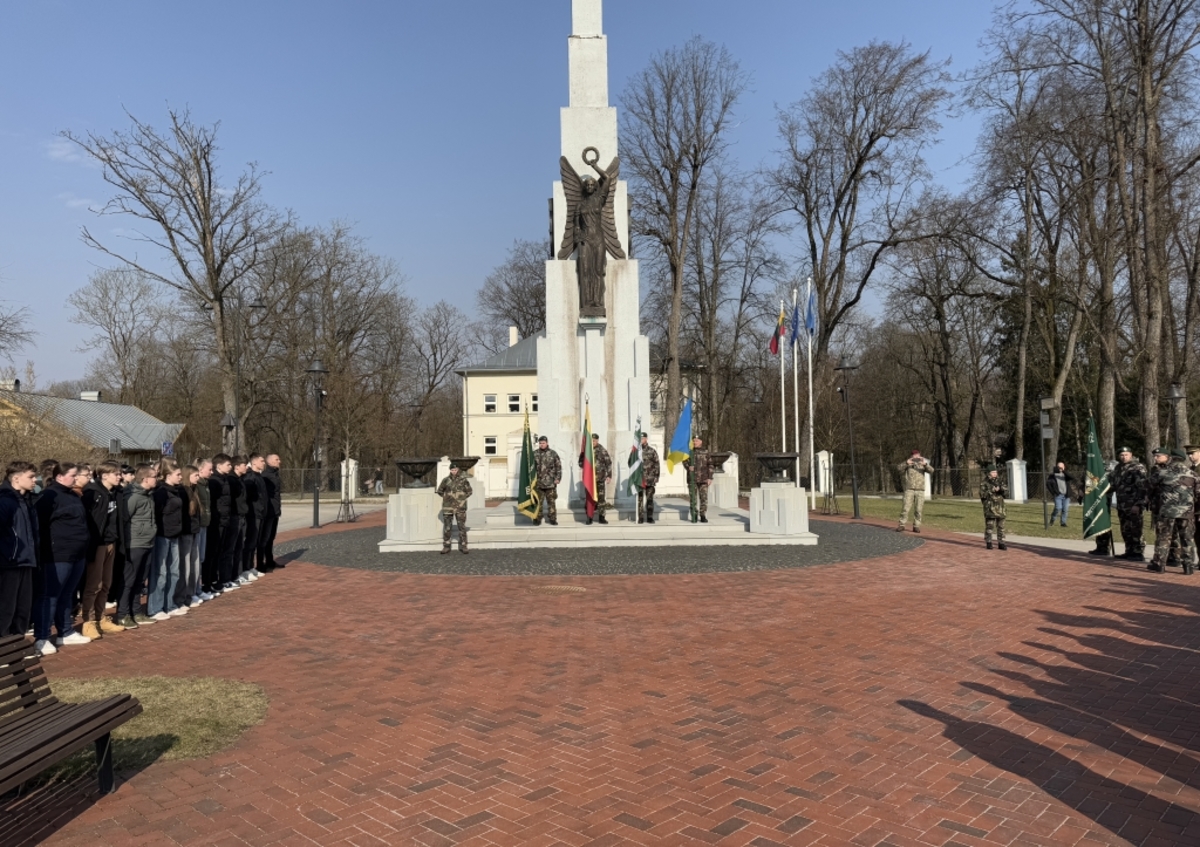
[0,302,34,365]
[61,108,286,445]
[621,36,749,439]
[476,239,547,351]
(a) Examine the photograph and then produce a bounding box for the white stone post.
[1006,458,1028,504]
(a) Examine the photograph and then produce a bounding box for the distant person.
[374,467,385,495]
[896,450,932,533]
[435,465,472,554]
[1046,460,1076,527]
[980,465,1008,550]
[0,461,40,637]
[683,436,713,523]
[637,432,660,524]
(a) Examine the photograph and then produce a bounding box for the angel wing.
[600,157,626,260]
[558,156,583,259]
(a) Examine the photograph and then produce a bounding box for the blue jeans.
[148,536,181,616]
[1052,494,1070,525]
[34,559,85,640]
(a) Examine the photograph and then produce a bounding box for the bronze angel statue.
[559,148,626,317]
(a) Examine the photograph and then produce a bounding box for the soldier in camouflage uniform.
[896,450,932,532]
[1147,448,1180,566]
[1105,446,1148,560]
[534,436,562,525]
[683,436,714,522]
[980,466,1008,550]
[638,433,660,524]
[577,433,613,525]
[1147,449,1196,575]
[435,465,472,554]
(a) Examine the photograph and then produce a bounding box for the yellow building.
[456,332,540,498]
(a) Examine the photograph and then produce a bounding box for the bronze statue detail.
[559,147,625,318]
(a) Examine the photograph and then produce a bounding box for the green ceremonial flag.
[626,416,644,496]
[517,408,541,520]
[1082,416,1112,541]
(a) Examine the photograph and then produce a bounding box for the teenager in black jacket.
[259,454,284,570]
[209,454,240,592]
[148,459,186,620]
[0,461,40,636]
[242,454,269,579]
[80,461,125,640]
[33,461,92,653]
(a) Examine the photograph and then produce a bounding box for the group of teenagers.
[0,452,286,657]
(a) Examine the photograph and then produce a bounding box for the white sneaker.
[168,607,188,616]
[200,591,215,601]
[34,639,56,655]
[152,612,170,622]
[60,631,92,646]
[237,575,251,585]
[105,601,117,611]
[222,581,240,591]
[250,568,263,578]
[190,594,203,606]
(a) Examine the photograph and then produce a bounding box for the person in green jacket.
[116,464,158,628]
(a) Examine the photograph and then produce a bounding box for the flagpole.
[806,277,817,509]
[792,286,801,488]
[779,298,787,452]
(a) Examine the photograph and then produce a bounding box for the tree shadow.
[0,733,176,847]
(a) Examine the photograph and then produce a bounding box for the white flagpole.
[779,299,787,452]
[806,277,817,509]
[792,286,801,488]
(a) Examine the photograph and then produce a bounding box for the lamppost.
[307,359,329,529]
[1168,383,1186,450]
[835,355,862,520]
[206,294,265,453]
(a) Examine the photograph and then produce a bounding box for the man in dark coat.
[259,454,284,570]
[0,461,39,635]
[242,454,269,579]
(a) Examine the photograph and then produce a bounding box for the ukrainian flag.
[666,399,693,474]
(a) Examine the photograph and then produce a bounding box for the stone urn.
[450,456,481,473]
[710,451,733,473]
[754,452,799,483]
[395,458,440,489]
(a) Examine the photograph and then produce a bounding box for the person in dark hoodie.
[33,461,92,654]
[107,464,136,611]
[229,456,251,587]
[0,460,40,636]
[259,453,284,570]
[148,458,186,621]
[116,464,157,629]
[209,454,239,593]
[80,460,125,640]
[242,453,269,580]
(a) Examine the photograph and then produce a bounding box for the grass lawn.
[44,676,268,781]
[832,496,1136,541]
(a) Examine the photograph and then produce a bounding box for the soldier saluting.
[1105,446,1148,560]
[435,465,472,555]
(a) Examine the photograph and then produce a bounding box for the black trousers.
[116,547,151,620]
[202,523,220,591]
[257,512,279,568]
[219,518,243,585]
[242,512,262,573]
[0,568,34,636]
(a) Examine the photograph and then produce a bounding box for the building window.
[508,393,521,413]
[484,436,498,455]
[484,394,497,413]
[531,393,539,412]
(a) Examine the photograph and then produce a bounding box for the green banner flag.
[1082,416,1112,540]
[517,408,541,521]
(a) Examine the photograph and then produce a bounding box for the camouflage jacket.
[898,459,932,491]
[684,449,714,486]
[435,474,472,513]
[979,477,1007,519]
[640,444,661,486]
[534,447,561,489]
[579,444,613,480]
[1149,460,1196,520]
[1104,458,1147,510]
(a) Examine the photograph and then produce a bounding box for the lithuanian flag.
[581,404,598,518]
[768,302,786,355]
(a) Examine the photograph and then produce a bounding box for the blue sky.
[0,0,998,382]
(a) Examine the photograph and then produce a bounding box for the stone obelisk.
[537,0,651,513]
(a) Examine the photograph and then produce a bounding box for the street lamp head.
[219,411,237,430]
[835,355,859,372]
[248,298,266,310]
[307,359,329,378]
[1168,383,1185,402]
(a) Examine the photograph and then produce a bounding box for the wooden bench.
[0,634,142,795]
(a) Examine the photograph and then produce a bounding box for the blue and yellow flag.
[666,399,693,474]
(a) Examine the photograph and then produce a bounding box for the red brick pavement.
[8,517,1200,846]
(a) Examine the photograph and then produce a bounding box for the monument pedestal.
[385,490,440,545]
[750,483,811,536]
[1006,458,1028,504]
[710,453,740,510]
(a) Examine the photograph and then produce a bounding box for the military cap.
[1117,446,1133,454]
[1172,448,1188,460]
[1153,447,1169,456]
[591,433,600,440]
[537,435,548,443]
[1186,445,1200,453]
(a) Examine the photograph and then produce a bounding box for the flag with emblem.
[517,408,541,521]
[1082,416,1112,541]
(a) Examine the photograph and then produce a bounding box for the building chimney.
[80,390,102,402]
[509,326,519,347]
[0,379,19,392]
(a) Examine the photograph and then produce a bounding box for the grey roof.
[0,390,186,452]
[457,333,541,375]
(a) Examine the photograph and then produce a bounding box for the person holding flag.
[634,431,659,524]
[1081,417,1114,555]
[1104,446,1147,560]
[516,408,541,522]
[666,399,696,520]
[683,435,714,523]
[577,407,612,525]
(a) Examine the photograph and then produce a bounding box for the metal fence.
[279,466,402,499]
[819,464,1054,501]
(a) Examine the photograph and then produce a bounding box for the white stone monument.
[750,483,812,536]
[537,0,652,517]
[710,452,740,509]
[1006,458,1028,504]
[340,458,358,502]
[815,450,834,494]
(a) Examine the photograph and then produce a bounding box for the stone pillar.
[1006,458,1028,504]
[749,482,810,535]
[710,452,739,509]
[816,450,833,494]
[386,490,440,544]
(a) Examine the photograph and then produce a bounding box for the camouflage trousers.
[1152,516,1196,568]
[984,516,1006,544]
[442,509,467,551]
[590,479,607,519]
[537,487,557,523]
[695,483,709,516]
[898,490,925,529]
[1117,506,1144,555]
[637,485,656,522]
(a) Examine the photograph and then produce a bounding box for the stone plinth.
[384,489,440,546]
[1006,458,1028,504]
[710,452,740,509]
[750,482,812,536]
